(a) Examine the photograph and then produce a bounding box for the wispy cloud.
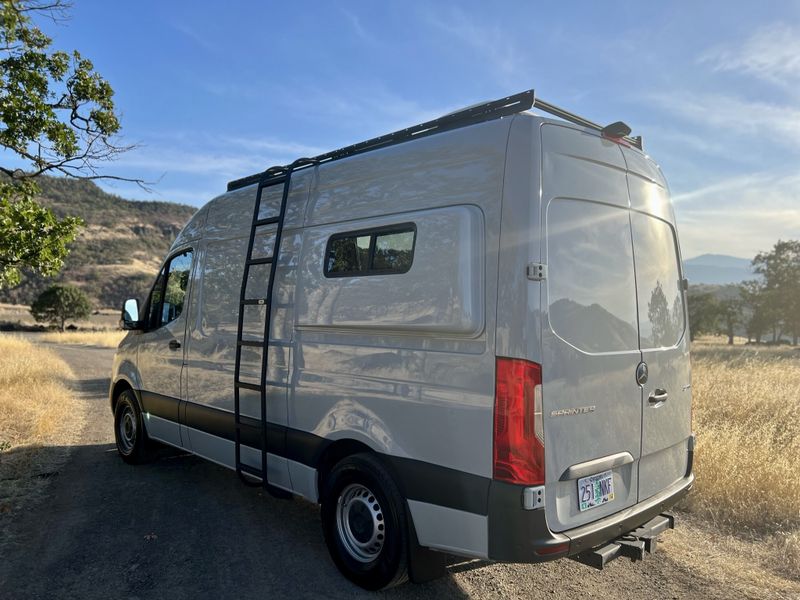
[648,92,800,151]
[170,21,217,54]
[338,8,377,45]
[423,7,523,83]
[269,82,450,135]
[118,131,324,174]
[674,170,800,257]
[699,23,800,87]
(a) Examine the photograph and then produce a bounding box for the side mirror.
[121,298,142,330]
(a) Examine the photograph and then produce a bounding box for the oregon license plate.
[578,469,615,512]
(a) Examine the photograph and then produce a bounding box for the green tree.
[687,290,718,342]
[752,240,800,345]
[30,283,91,331]
[715,297,742,346]
[0,0,139,289]
[739,280,771,344]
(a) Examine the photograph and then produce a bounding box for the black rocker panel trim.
[141,393,491,516]
[183,400,286,456]
[140,391,181,422]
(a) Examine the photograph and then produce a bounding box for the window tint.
[147,267,167,330]
[327,234,371,274]
[325,225,416,277]
[631,213,685,348]
[373,231,414,271]
[147,250,193,330]
[547,199,639,353]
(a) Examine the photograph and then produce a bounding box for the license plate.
[578,469,615,512]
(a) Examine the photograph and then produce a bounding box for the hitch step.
[570,513,675,570]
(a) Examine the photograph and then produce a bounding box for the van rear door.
[540,124,643,532]
[624,151,692,500]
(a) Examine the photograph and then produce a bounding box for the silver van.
[110,90,694,590]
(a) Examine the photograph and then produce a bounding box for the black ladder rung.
[235,381,262,392]
[238,339,264,347]
[247,257,273,266]
[255,216,280,226]
[238,463,264,478]
[241,298,267,306]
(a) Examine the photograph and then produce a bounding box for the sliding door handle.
[168,339,182,350]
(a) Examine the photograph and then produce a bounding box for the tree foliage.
[751,240,800,345]
[0,0,139,289]
[687,290,718,342]
[30,283,90,330]
[0,178,80,287]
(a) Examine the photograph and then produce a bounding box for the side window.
[325,224,416,277]
[147,267,167,330]
[373,230,414,271]
[146,249,193,330]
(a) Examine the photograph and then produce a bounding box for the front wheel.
[113,390,153,464]
[321,453,409,590]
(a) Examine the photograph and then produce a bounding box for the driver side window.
[146,249,193,330]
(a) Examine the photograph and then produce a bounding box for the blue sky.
[27,1,800,258]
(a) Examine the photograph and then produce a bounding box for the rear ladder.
[233,171,292,487]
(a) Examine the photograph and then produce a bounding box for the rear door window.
[630,212,685,349]
[546,199,639,353]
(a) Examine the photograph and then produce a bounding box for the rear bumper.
[487,472,694,562]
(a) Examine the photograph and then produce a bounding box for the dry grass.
[39,329,126,348]
[0,335,84,513]
[0,302,121,330]
[663,513,800,598]
[683,340,800,583]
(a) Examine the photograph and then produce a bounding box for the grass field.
[0,335,85,515]
[685,339,800,579]
[39,330,127,348]
[0,302,120,330]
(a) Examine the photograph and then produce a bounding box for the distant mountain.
[0,177,197,309]
[684,254,754,286]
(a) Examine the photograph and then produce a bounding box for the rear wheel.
[113,390,153,464]
[321,453,409,590]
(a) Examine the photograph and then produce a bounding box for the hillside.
[0,177,197,309]
[684,254,753,285]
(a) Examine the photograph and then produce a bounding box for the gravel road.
[0,340,737,599]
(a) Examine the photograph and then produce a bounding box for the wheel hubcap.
[336,483,385,563]
[118,404,136,454]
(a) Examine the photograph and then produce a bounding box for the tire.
[113,390,153,464]
[321,453,409,590]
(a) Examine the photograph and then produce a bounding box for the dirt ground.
[0,338,797,599]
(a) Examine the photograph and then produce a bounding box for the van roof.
[226,89,643,192]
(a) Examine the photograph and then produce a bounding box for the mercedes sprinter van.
[110,90,694,590]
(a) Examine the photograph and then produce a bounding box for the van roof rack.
[226,89,642,192]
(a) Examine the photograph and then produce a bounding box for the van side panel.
[295,205,484,335]
[290,119,511,481]
[182,175,310,480]
[494,114,543,364]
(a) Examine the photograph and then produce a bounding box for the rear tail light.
[493,357,545,485]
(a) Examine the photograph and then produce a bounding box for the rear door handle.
[648,388,668,405]
[168,339,181,350]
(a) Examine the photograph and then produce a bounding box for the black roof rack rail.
[227,89,641,192]
[532,98,643,150]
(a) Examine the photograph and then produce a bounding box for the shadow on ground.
[0,440,475,599]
